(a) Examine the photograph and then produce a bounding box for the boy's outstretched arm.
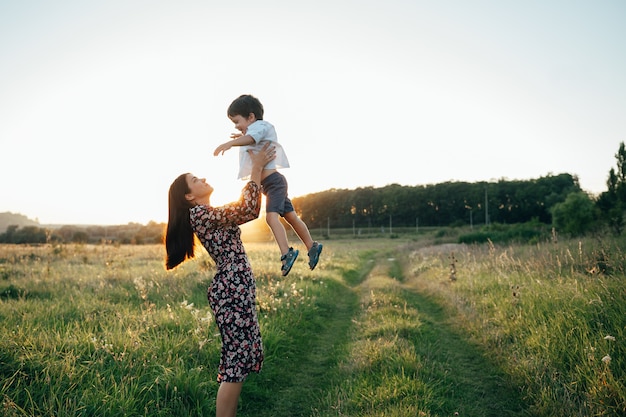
[213,134,256,156]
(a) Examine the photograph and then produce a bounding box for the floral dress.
[189,181,264,383]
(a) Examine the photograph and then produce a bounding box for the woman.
[165,142,275,417]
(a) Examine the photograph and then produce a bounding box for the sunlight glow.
[1,1,625,225]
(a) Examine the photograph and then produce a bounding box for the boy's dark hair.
[228,94,264,120]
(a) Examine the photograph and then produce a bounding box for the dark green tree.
[0,225,18,243]
[551,192,598,236]
[597,142,626,235]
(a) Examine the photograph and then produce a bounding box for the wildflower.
[602,355,611,364]
[604,335,616,341]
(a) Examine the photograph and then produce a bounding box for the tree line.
[3,143,626,244]
[292,142,626,238]
[0,222,164,245]
[293,173,579,230]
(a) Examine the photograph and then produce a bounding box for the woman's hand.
[247,142,276,185]
[248,142,276,168]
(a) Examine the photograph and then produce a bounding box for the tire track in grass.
[315,252,532,417]
[399,283,532,416]
[241,276,360,417]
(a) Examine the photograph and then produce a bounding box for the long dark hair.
[165,173,196,270]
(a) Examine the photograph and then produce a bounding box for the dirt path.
[398,284,531,416]
[246,278,360,417]
[332,250,531,416]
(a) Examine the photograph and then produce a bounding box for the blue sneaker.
[308,242,323,270]
[281,247,299,276]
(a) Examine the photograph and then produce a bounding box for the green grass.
[0,238,624,416]
[405,240,626,416]
[311,248,528,417]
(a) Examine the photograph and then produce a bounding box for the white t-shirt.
[237,120,290,180]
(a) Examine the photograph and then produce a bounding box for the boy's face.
[229,113,256,134]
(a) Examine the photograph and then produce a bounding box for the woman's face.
[229,113,256,134]
[185,174,213,202]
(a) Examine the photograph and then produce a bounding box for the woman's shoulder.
[191,204,210,211]
[190,204,213,216]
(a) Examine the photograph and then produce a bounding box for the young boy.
[213,94,322,276]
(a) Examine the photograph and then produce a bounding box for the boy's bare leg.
[283,211,314,250]
[266,211,290,255]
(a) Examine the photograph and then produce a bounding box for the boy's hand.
[230,132,243,139]
[213,142,232,156]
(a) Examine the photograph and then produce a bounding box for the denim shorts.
[261,172,294,216]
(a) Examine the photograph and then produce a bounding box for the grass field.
[0,235,624,416]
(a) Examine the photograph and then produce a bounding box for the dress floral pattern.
[189,181,264,383]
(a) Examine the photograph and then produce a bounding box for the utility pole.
[485,187,489,225]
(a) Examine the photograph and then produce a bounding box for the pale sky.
[1,0,625,225]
